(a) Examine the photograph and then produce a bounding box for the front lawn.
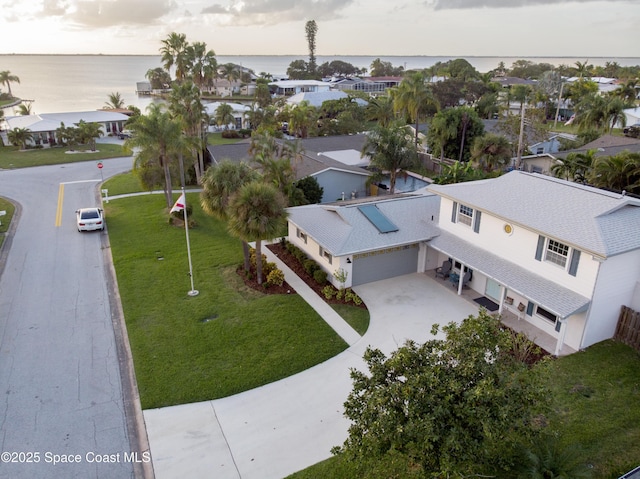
[0,143,131,169]
[0,197,16,249]
[105,194,349,409]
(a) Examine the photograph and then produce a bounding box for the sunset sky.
[1,0,637,57]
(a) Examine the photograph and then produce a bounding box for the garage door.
[351,244,419,286]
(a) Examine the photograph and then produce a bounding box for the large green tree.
[7,127,32,149]
[335,311,549,476]
[305,20,319,79]
[427,107,484,163]
[361,123,419,194]
[471,133,512,173]
[392,71,438,148]
[200,161,260,272]
[125,103,186,208]
[75,120,103,151]
[589,151,640,194]
[160,32,189,82]
[227,181,288,285]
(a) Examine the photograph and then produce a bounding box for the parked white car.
[76,207,104,232]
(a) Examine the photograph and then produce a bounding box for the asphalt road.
[0,156,148,478]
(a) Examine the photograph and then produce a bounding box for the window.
[545,239,569,268]
[319,247,332,264]
[296,228,307,244]
[536,306,557,324]
[458,204,473,226]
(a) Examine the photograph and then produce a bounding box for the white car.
[76,207,105,232]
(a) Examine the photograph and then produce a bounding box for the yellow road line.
[55,183,64,227]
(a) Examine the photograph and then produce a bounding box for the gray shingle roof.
[288,194,440,256]
[427,171,640,257]
[429,230,590,319]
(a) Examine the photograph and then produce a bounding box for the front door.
[485,278,501,301]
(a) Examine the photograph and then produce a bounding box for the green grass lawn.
[331,304,369,336]
[0,197,16,249]
[103,172,145,196]
[105,193,349,409]
[0,143,131,169]
[287,340,640,479]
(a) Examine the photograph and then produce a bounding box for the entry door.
[485,279,501,301]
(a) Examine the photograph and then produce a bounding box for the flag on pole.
[170,193,185,213]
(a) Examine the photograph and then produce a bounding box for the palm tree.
[392,71,438,148]
[227,181,288,285]
[215,103,235,130]
[435,160,479,184]
[104,92,125,109]
[365,95,396,128]
[200,161,260,272]
[428,110,458,161]
[552,150,595,184]
[361,123,419,194]
[185,41,217,90]
[160,32,189,82]
[614,79,638,105]
[125,103,186,208]
[471,133,512,173]
[288,101,317,138]
[75,120,103,151]
[0,70,20,97]
[17,103,32,115]
[589,151,640,193]
[168,81,208,183]
[574,60,592,78]
[7,127,32,149]
[604,95,626,133]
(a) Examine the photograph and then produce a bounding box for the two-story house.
[425,171,640,355]
[287,171,640,356]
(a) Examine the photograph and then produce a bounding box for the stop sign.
[97,162,103,169]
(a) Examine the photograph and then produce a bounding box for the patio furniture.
[435,260,452,279]
[450,270,471,288]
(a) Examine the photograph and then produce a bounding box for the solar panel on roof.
[358,204,399,233]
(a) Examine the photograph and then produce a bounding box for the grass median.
[105,193,349,409]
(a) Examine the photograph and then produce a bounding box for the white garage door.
[351,244,419,286]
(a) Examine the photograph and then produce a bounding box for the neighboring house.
[211,78,243,97]
[204,101,251,130]
[287,194,440,288]
[554,134,640,161]
[620,107,640,129]
[207,134,372,202]
[520,153,560,175]
[289,171,640,356]
[529,133,577,155]
[269,80,331,96]
[286,90,367,108]
[566,76,620,95]
[0,110,130,147]
[330,76,402,93]
[426,171,640,355]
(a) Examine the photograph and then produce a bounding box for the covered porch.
[426,231,590,356]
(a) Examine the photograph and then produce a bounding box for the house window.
[319,247,332,264]
[458,204,473,226]
[545,239,569,268]
[296,228,307,244]
[536,306,557,324]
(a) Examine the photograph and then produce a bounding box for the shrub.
[266,268,285,287]
[293,248,307,263]
[170,203,193,219]
[322,285,337,299]
[336,288,344,301]
[221,129,240,139]
[344,289,355,303]
[263,261,277,277]
[313,269,328,285]
[304,259,319,275]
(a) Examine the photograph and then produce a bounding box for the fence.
[615,305,640,351]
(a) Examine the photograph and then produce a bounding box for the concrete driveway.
[144,273,479,479]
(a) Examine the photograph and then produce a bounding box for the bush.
[221,129,240,139]
[344,288,355,303]
[170,203,193,219]
[293,248,307,263]
[313,269,328,285]
[304,259,319,275]
[266,268,285,287]
[264,261,277,277]
[322,285,337,299]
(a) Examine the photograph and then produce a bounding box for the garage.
[351,244,419,286]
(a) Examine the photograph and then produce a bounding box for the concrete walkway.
[143,273,479,479]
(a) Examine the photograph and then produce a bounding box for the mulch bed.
[236,263,296,295]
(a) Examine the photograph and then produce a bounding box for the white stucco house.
[204,101,251,130]
[1,110,130,147]
[269,80,331,96]
[288,171,640,356]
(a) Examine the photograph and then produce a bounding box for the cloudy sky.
[1,0,638,57]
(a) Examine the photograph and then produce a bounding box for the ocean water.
[1,54,638,115]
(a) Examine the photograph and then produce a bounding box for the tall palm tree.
[365,95,396,128]
[17,103,32,115]
[227,181,288,285]
[589,151,640,193]
[145,67,171,90]
[288,101,317,138]
[125,103,186,208]
[200,161,260,272]
[185,41,217,90]
[361,123,419,194]
[168,81,208,183]
[0,70,20,97]
[7,127,32,149]
[604,95,626,132]
[104,92,125,109]
[552,150,595,184]
[160,32,189,82]
[428,109,460,161]
[614,78,638,106]
[392,71,438,148]
[215,103,235,130]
